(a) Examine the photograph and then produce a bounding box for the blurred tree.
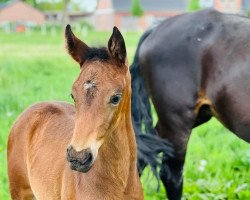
[188,0,200,11]
[131,0,144,17]
[36,0,64,11]
[0,0,95,12]
[0,0,61,10]
[247,10,250,17]
[23,0,37,7]
[0,0,9,3]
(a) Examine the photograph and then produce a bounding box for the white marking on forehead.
[84,81,95,90]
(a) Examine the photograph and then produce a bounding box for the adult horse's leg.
[156,120,191,200]
[155,102,213,200]
[144,61,213,199]
[140,63,197,199]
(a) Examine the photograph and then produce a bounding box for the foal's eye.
[70,94,75,102]
[110,94,121,105]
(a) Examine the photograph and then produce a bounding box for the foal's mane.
[85,47,109,62]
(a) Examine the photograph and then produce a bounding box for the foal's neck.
[91,92,142,199]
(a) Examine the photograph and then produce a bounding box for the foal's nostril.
[67,146,70,154]
[66,147,94,173]
[66,146,93,166]
[66,146,73,162]
[82,152,93,166]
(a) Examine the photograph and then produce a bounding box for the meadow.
[0,29,249,200]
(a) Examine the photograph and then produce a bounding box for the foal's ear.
[65,24,89,66]
[108,27,127,64]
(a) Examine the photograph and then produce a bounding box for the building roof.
[111,0,187,12]
[0,0,45,25]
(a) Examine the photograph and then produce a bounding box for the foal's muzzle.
[66,146,93,173]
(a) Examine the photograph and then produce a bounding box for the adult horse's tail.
[131,29,173,179]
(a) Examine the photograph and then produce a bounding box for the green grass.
[0,30,249,200]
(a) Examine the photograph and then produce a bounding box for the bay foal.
[7,25,143,200]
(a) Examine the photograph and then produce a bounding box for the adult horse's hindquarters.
[131,9,250,200]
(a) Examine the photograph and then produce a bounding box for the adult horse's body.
[131,9,250,199]
[8,26,144,200]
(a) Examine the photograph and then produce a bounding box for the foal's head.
[65,25,130,173]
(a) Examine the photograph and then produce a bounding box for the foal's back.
[8,102,75,199]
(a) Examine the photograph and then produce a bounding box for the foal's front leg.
[9,182,35,200]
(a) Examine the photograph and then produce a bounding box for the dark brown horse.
[8,26,144,200]
[131,9,250,199]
